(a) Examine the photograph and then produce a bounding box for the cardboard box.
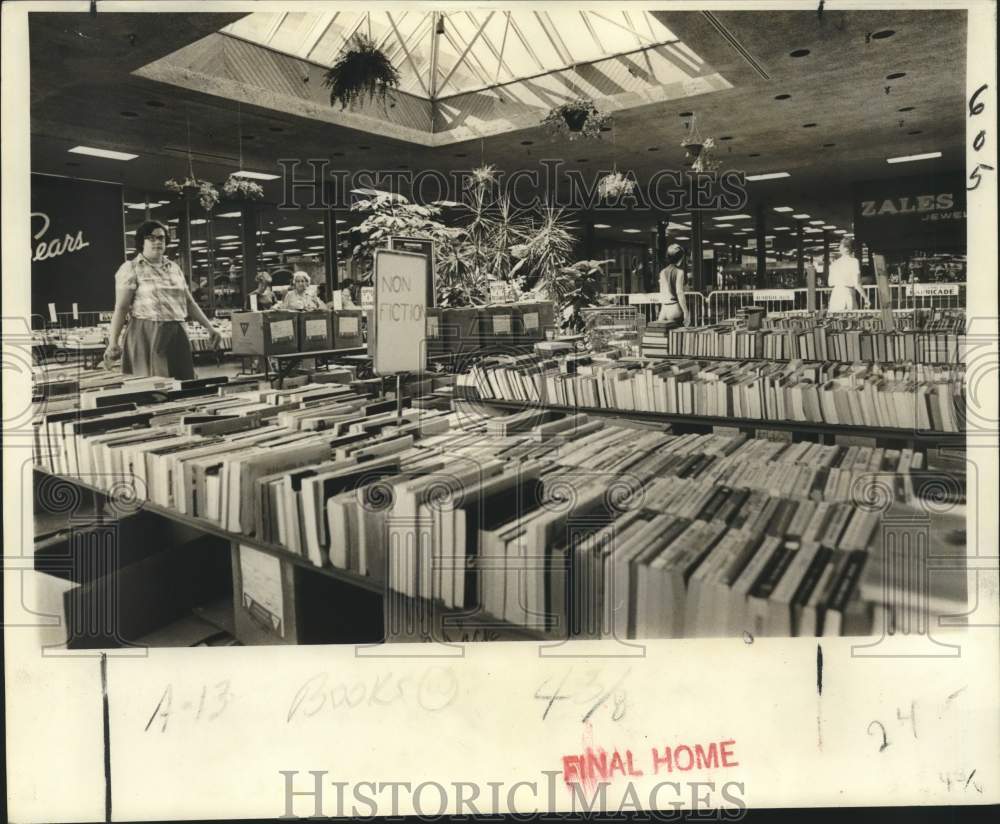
[298,310,333,352]
[478,305,517,351]
[231,311,299,356]
[439,307,482,355]
[333,310,364,349]
[515,301,556,342]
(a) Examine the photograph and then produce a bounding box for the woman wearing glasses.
[104,220,221,379]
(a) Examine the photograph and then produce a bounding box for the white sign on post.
[48,303,57,323]
[373,249,428,375]
[906,282,959,297]
[752,289,795,302]
[72,302,79,320]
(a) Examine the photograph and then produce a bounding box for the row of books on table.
[646,322,964,364]
[458,353,966,433]
[762,308,966,334]
[33,376,962,637]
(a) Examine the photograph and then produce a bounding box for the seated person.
[279,271,324,311]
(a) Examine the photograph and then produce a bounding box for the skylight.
[222,10,682,100]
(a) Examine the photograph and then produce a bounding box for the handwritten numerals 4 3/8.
[534,668,630,723]
[145,681,234,733]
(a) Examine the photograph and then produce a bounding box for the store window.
[256,203,332,304]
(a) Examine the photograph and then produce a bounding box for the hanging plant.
[691,138,720,172]
[541,98,612,140]
[222,174,265,200]
[164,176,220,211]
[596,170,636,199]
[323,33,401,111]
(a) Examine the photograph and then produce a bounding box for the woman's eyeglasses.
[147,234,168,242]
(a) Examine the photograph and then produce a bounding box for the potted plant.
[323,33,401,111]
[596,169,637,199]
[164,176,220,211]
[541,98,612,140]
[222,174,265,200]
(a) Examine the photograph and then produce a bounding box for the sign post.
[872,254,896,332]
[388,236,436,308]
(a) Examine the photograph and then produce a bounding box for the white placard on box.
[269,319,295,343]
[238,545,284,637]
[339,316,359,336]
[523,312,539,330]
[493,314,512,334]
[305,319,327,338]
[427,315,440,337]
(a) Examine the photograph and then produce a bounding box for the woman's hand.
[209,329,223,350]
[103,343,122,367]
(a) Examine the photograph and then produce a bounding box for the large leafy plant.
[534,258,611,332]
[323,34,401,111]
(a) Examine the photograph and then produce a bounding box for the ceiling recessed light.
[886,72,907,80]
[887,151,942,163]
[719,214,751,221]
[623,228,642,234]
[593,223,611,229]
[834,229,847,234]
[822,225,836,230]
[575,158,589,163]
[336,220,348,225]
[802,123,817,128]
[190,218,207,225]
[897,106,915,112]
[305,235,324,240]
[145,100,166,108]
[746,172,790,181]
[216,211,242,218]
[358,145,371,150]
[713,242,726,246]
[647,147,660,152]
[719,136,733,141]
[872,29,895,39]
[275,238,297,244]
[119,111,139,118]
[809,220,825,225]
[790,49,810,58]
[679,111,693,118]
[676,236,689,241]
[269,126,285,132]
[68,145,138,161]
[773,226,791,230]
[714,223,734,228]
[520,140,534,146]
[774,94,791,101]
[792,213,811,219]
[822,143,836,148]
[276,225,304,231]
[907,130,923,135]
[215,234,239,240]
[773,206,794,212]
[284,248,302,253]
[748,153,761,158]
[233,170,279,180]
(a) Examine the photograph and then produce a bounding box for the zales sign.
[31,211,90,262]
[859,193,964,221]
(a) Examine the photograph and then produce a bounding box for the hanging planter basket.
[165,176,220,212]
[596,170,637,199]
[222,174,265,201]
[541,98,612,141]
[323,33,402,111]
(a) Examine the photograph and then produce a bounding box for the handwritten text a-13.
[31,211,90,263]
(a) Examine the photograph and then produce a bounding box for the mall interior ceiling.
[30,8,966,254]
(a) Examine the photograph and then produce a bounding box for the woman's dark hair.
[135,220,170,253]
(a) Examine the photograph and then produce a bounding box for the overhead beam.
[580,11,605,53]
[438,13,495,94]
[536,10,574,66]
[590,11,658,45]
[622,11,646,49]
[387,11,431,98]
[302,12,339,60]
[506,15,547,73]
[262,12,289,47]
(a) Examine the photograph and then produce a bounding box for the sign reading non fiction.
[373,249,428,374]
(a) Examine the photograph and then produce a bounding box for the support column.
[324,192,340,298]
[585,220,596,261]
[822,230,831,286]
[796,222,805,282]
[240,202,258,305]
[691,211,704,293]
[656,219,668,270]
[755,202,766,289]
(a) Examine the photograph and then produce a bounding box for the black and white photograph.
[4,0,997,820]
